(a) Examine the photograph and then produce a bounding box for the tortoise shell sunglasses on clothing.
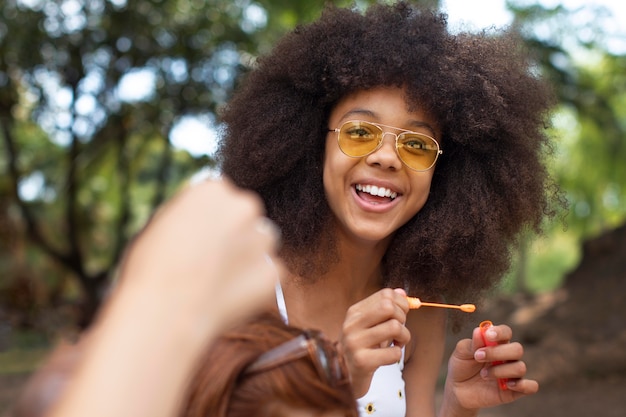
[243,329,349,387]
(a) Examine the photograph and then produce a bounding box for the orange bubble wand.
[406,297,476,313]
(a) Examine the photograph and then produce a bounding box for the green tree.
[4,0,623,330]
[3,0,413,328]
[0,0,280,326]
[504,2,626,292]
[513,2,625,232]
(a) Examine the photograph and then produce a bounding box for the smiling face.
[323,86,440,246]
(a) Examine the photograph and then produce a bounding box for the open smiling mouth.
[355,184,398,203]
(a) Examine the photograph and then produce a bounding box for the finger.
[472,323,514,353]
[223,215,281,267]
[341,317,407,350]
[483,324,513,344]
[392,288,409,311]
[453,337,475,361]
[475,342,524,363]
[480,359,527,381]
[210,252,281,328]
[356,319,411,350]
[472,326,486,349]
[346,289,408,330]
[505,378,539,395]
[348,344,405,370]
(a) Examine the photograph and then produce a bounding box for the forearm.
[45,180,280,417]
[47,281,215,417]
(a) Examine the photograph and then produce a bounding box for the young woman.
[218,2,557,416]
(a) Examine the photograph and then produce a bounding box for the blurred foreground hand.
[15,179,282,417]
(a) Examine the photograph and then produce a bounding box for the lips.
[355,184,398,202]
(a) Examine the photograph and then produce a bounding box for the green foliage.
[0,0,624,330]
[0,349,49,374]
[501,1,626,292]
[0,328,51,374]
[500,230,581,294]
[0,0,276,325]
[551,53,626,236]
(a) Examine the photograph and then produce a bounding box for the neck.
[279,233,391,340]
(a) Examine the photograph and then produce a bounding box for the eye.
[399,135,437,154]
[343,122,378,141]
[347,128,371,137]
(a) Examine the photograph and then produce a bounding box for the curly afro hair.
[219,2,558,308]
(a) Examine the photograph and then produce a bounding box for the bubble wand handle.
[479,320,509,390]
[406,297,476,313]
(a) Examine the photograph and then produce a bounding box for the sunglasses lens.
[337,121,382,157]
[336,121,441,171]
[397,133,439,171]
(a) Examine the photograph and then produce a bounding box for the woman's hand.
[118,178,282,336]
[338,288,411,397]
[40,179,283,417]
[441,323,539,414]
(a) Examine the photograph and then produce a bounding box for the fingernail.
[486,329,497,340]
[393,288,407,296]
[507,380,517,388]
[480,367,489,378]
[474,349,486,360]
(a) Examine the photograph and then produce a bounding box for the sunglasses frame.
[243,329,349,387]
[329,120,443,171]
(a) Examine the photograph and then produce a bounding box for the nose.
[365,132,403,171]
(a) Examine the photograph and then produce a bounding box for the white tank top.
[275,283,407,416]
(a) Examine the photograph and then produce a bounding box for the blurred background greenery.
[0,0,624,383]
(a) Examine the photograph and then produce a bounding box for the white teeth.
[355,184,398,200]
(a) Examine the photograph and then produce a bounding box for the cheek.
[322,142,338,202]
[323,138,348,186]
[408,174,434,214]
[322,139,357,215]
[322,139,332,189]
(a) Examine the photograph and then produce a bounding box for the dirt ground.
[460,223,626,417]
[1,224,625,416]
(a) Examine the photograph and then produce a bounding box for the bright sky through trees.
[443,0,626,54]
[171,0,626,158]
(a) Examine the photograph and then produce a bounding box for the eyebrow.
[341,109,438,137]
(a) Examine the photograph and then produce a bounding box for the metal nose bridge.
[369,130,403,168]
[377,130,403,151]
[380,130,402,141]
